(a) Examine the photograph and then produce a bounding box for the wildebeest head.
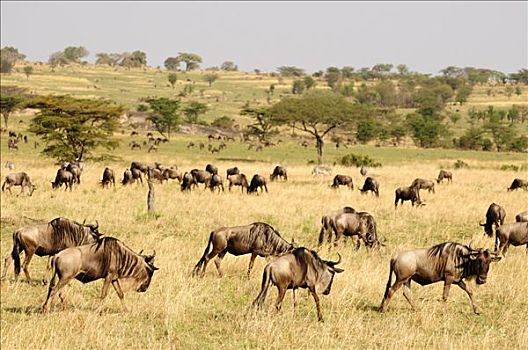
[83,220,101,239]
[464,249,501,285]
[137,250,159,292]
[479,222,493,237]
[319,253,344,295]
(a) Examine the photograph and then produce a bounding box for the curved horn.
[82,218,86,225]
[328,252,342,267]
[95,220,99,230]
[139,249,144,255]
[479,222,485,227]
[152,249,156,257]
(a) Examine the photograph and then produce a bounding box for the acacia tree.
[204,73,219,87]
[240,106,278,141]
[0,95,23,128]
[176,53,202,71]
[183,101,208,123]
[270,92,360,164]
[168,73,177,88]
[27,96,122,162]
[145,97,180,138]
[23,65,33,79]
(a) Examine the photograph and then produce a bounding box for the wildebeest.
[192,222,296,278]
[516,211,528,222]
[480,203,506,237]
[2,172,36,196]
[270,165,287,181]
[312,165,332,176]
[252,247,344,322]
[360,166,367,177]
[162,167,182,183]
[148,145,158,153]
[61,163,82,184]
[129,141,141,150]
[379,242,501,314]
[130,161,149,174]
[1,217,101,282]
[331,175,353,190]
[331,211,380,248]
[191,169,212,189]
[507,178,528,191]
[247,174,268,194]
[410,178,435,194]
[227,173,249,192]
[181,172,196,191]
[318,207,356,245]
[147,168,164,184]
[51,169,75,191]
[437,170,453,184]
[360,177,379,197]
[494,222,528,255]
[42,237,158,313]
[394,186,422,207]
[122,169,133,185]
[101,168,115,188]
[205,163,218,175]
[4,160,15,170]
[226,166,240,177]
[208,174,224,192]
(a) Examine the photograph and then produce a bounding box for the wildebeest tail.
[1,180,6,192]
[318,217,329,245]
[12,231,22,277]
[252,264,272,309]
[47,255,58,288]
[192,232,214,276]
[383,259,395,299]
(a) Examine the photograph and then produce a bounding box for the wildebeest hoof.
[473,308,481,315]
[42,279,48,285]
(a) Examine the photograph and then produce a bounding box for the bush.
[339,153,382,167]
[454,160,469,169]
[500,164,519,171]
[211,116,234,129]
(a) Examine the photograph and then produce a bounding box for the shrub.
[500,164,519,172]
[211,116,234,129]
[339,153,382,167]
[454,160,469,169]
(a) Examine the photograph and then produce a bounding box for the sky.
[1,1,527,74]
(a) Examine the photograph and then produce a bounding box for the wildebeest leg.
[292,288,297,314]
[442,281,452,302]
[213,250,227,277]
[354,236,361,250]
[402,280,416,311]
[112,280,128,311]
[264,184,268,193]
[309,288,324,322]
[2,254,13,280]
[42,275,73,313]
[100,277,113,299]
[247,253,257,279]
[495,235,501,253]
[380,280,404,312]
[275,285,287,312]
[22,250,34,282]
[457,280,479,315]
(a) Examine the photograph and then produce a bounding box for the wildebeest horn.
[152,249,156,257]
[95,220,99,229]
[139,249,144,255]
[479,222,485,227]
[328,253,341,267]
[82,218,86,225]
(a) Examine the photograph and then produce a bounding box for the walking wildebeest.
[2,172,36,196]
[270,165,287,181]
[507,178,528,191]
[252,247,344,322]
[480,203,506,237]
[360,177,379,197]
[410,178,435,194]
[191,169,212,189]
[437,170,453,184]
[101,168,115,188]
[162,167,182,183]
[192,222,296,278]
[494,222,528,255]
[51,169,75,191]
[227,173,249,192]
[379,242,501,314]
[247,174,268,194]
[226,166,240,178]
[42,237,158,313]
[1,217,100,282]
[181,172,196,191]
[318,207,356,245]
[331,211,380,248]
[205,164,218,175]
[394,186,422,207]
[331,175,353,190]
[516,211,528,222]
[208,174,224,192]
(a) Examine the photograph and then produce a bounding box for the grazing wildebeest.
[437,170,453,184]
[480,203,506,237]
[331,175,353,190]
[131,161,149,174]
[192,222,296,278]
[360,166,367,177]
[494,222,528,255]
[208,174,224,192]
[247,174,268,194]
[61,163,82,184]
[205,163,218,175]
[129,141,141,150]
[379,242,501,314]
[227,173,249,192]
[312,165,332,176]
[410,178,435,194]
[147,168,164,184]
[318,207,356,245]
[516,211,528,222]
[1,217,100,282]
[270,165,287,181]
[331,211,380,248]
[191,169,212,189]
[148,145,158,153]
[252,247,344,322]
[507,178,528,191]
[131,168,144,185]
[122,169,133,185]
[360,177,379,197]
[394,186,422,207]
[181,172,196,191]
[51,169,75,191]
[2,172,36,196]
[42,237,158,313]
[226,166,240,177]
[100,167,115,188]
[162,167,182,183]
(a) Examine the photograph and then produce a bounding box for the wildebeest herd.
[1,163,527,321]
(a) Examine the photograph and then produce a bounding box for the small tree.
[0,95,23,128]
[164,57,180,71]
[505,85,514,99]
[455,84,473,105]
[204,73,219,87]
[277,66,305,77]
[168,73,178,88]
[63,46,89,63]
[145,97,181,138]
[183,101,208,124]
[515,86,522,96]
[177,52,202,71]
[304,76,316,90]
[0,46,26,73]
[292,80,305,95]
[221,61,238,71]
[120,51,147,68]
[241,106,278,141]
[23,65,33,79]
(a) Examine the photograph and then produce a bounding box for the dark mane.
[248,222,293,254]
[95,237,142,277]
[427,242,473,276]
[49,217,97,248]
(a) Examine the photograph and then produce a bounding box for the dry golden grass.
[1,150,527,349]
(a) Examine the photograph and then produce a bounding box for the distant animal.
[7,138,18,151]
[199,143,205,150]
[480,203,506,237]
[42,237,158,313]
[331,175,353,190]
[227,173,249,192]
[192,222,296,278]
[4,161,15,170]
[507,178,528,191]
[61,163,82,184]
[226,166,240,177]
[2,172,36,196]
[131,168,144,185]
[130,161,149,174]
[319,207,356,245]
[148,168,164,184]
[494,222,528,255]
[437,170,453,184]
[187,142,195,149]
[130,131,138,137]
[51,169,74,191]
[208,174,224,192]
[101,167,116,188]
[205,164,218,175]
[191,169,212,189]
[148,145,158,153]
[162,167,182,183]
[252,247,344,322]
[379,242,501,314]
[394,186,422,207]
[331,211,380,248]
[410,178,435,194]
[129,141,141,150]
[300,140,309,148]
[146,132,153,138]
[270,165,287,181]
[248,174,268,194]
[312,166,332,176]
[516,211,528,222]
[181,172,196,191]
[1,217,101,282]
[360,177,379,197]
[360,166,367,177]
[122,169,134,185]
